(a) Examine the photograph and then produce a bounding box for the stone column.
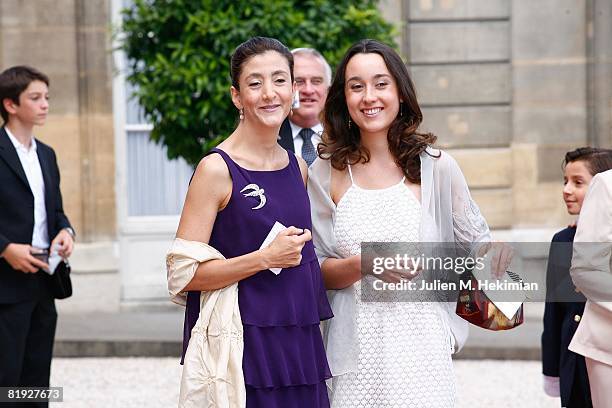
[512,0,588,226]
[406,0,513,228]
[588,0,612,148]
[75,0,116,241]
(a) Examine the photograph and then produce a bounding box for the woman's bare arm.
[320,255,361,289]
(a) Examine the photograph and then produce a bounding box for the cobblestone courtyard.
[49,358,559,407]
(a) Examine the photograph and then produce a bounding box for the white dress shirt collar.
[289,121,323,141]
[5,127,37,153]
[288,121,323,159]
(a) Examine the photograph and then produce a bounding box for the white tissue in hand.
[259,221,287,275]
[47,245,63,276]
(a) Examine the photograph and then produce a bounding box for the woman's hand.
[370,257,421,283]
[262,227,312,269]
[373,269,411,284]
[478,241,514,279]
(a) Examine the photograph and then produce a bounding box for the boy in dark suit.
[0,66,75,406]
[542,147,612,407]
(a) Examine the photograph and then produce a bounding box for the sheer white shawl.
[307,147,492,377]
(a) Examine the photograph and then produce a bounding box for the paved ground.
[53,304,546,359]
[48,304,558,406]
[48,358,559,407]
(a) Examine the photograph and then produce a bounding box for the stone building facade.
[381,0,612,229]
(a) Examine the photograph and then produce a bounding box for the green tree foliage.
[121,0,397,165]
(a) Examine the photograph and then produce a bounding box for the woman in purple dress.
[175,37,332,407]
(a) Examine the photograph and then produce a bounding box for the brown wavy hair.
[318,39,437,183]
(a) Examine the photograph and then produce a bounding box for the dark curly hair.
[318,39,437,183]
[563,147,612,176]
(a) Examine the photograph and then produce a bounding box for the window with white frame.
[120,0,193,217]
[124,82,193,216]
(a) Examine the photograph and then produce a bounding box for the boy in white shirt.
[0,66,75,406]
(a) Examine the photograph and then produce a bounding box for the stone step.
[54,310,545,360]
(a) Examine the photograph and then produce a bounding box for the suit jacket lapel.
[278,119,295,152]
[0,127,30,188]
[36,141,54,232]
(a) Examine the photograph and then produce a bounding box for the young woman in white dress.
[308,39,495,407]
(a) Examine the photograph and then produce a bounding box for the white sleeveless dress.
[330,166,457,408]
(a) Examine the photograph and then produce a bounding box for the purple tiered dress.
[182,148,333,407]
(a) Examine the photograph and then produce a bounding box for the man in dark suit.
[0,66,74,406]
[278,48,331,166]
